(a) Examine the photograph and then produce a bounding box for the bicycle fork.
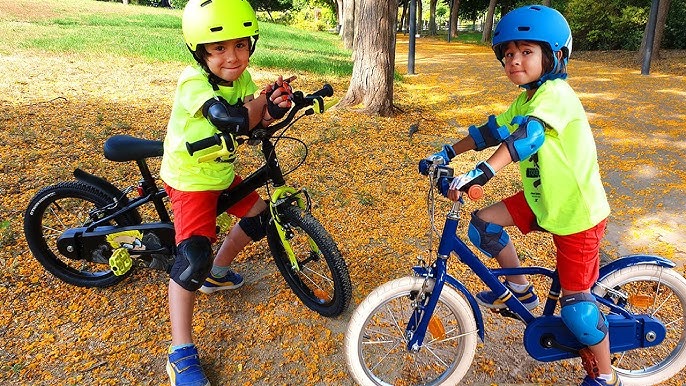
[406,257,449,351]
[269,186,319,271]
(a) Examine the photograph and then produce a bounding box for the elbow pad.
[201,97,249,135]
[468,114,511,151]
[503,116,546,162]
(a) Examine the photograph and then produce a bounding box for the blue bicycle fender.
[597,254,675,283]
[412,266,485,342]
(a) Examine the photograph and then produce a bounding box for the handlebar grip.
[186,134,221,156]
[309,84,334,98]
[467,185,484,200]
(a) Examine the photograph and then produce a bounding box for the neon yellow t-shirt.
[496,78,610,235]
[160,65,258,191]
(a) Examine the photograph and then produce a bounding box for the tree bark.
[417,0,423,34]
[541,0,551,5]
[336,0,344,34]
[640,0,671,60]
[429,0,437,35]
[482,0,497,43]
[341,0,355,50]
[339,0,397,116]
[450,0,460,39]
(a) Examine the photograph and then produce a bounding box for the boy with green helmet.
[161,0,295,385]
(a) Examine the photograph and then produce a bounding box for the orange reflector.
[427,315,446,340]
[629,294,655,308]
[314,289,331,302]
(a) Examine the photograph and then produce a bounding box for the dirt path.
[1,37,685,386]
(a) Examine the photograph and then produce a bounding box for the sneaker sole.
[198,281,245,294]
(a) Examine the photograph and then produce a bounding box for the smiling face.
[202,37,251,83]
[501,41,545,87]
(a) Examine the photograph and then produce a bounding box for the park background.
[0,0,685,385]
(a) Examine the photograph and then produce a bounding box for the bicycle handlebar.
[430,163,483,201]
[186,134,222,156]
[185,84,334,157]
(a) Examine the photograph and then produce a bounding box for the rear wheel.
[23,182,138,287]
[266,205,351,317]
[593,264,686,386]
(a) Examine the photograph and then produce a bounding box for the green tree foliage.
[567,0,685,50]
[664,0,686,48]
[566,0,651,50]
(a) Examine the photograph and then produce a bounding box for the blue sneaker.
[198,269,244,294]
[580,370,622,385]
[475,281,539,310]
[166,345,210,386]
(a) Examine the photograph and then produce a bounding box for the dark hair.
[537,41,566,75]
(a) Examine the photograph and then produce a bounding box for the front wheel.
[344,276,478,386]
[266,205,351,317]
[593,264,686,386]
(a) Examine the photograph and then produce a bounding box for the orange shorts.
[165,175,261,244]
[503,191,607,291]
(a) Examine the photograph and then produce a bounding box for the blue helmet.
[492,5,572,87]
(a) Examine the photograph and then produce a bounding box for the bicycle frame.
[405,197,676,361]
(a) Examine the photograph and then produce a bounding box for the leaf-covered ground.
[1,26,686,386]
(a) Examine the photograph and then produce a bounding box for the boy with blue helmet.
[419,5,618,386]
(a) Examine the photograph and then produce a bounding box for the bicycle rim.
[594,264,686,385]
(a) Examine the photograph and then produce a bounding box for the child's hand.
[263,75,296,120]
[446,161,495,201]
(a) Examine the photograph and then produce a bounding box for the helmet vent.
[243,22,253,27]
[518,26,530,31]
[200,0,212,6]
[210,26,223,32]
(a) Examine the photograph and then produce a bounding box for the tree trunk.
[417,0,423,34]
[640,0,671,60]
[482,0,497,43]
[341,0,355,50]
[450,0,460,38]
[336,0,344,34]
[541,0,551,5]
[429,0,437,35]
[339,0,397,116]
[399,0,407,32]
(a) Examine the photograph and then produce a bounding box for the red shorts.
[165,175,261,244]
[503,191,607,291]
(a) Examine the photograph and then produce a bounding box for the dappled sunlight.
[657,88,686,97]
[625,212,686,262]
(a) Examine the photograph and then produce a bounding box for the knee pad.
[238,207,271,242]
[467,211,510,258]
[170,236,213,292]
[560,293,608,347]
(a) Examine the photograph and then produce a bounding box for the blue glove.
[418,144,456,175]
[439,161,495,197]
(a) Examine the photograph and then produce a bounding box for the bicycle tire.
[24,181,139,288]
[266,205,351,317]
[593,264,686,386]
[344,276,478,386]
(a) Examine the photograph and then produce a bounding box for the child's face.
[501,41,544,86]
[204,37,251,82]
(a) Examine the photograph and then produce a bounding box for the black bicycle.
[24,84,352,317]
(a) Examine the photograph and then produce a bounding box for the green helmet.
[182,0,259,52]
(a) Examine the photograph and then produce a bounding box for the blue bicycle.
[344,162,686,385]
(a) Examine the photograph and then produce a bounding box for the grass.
[2,1,353,76]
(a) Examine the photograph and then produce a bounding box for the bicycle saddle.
[104,135,164,162]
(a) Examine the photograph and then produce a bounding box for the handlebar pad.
[186,134,221,156]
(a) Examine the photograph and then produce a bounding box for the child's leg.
[214,198,268,266]
[472,201,527,285]
[169,280,196,345]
